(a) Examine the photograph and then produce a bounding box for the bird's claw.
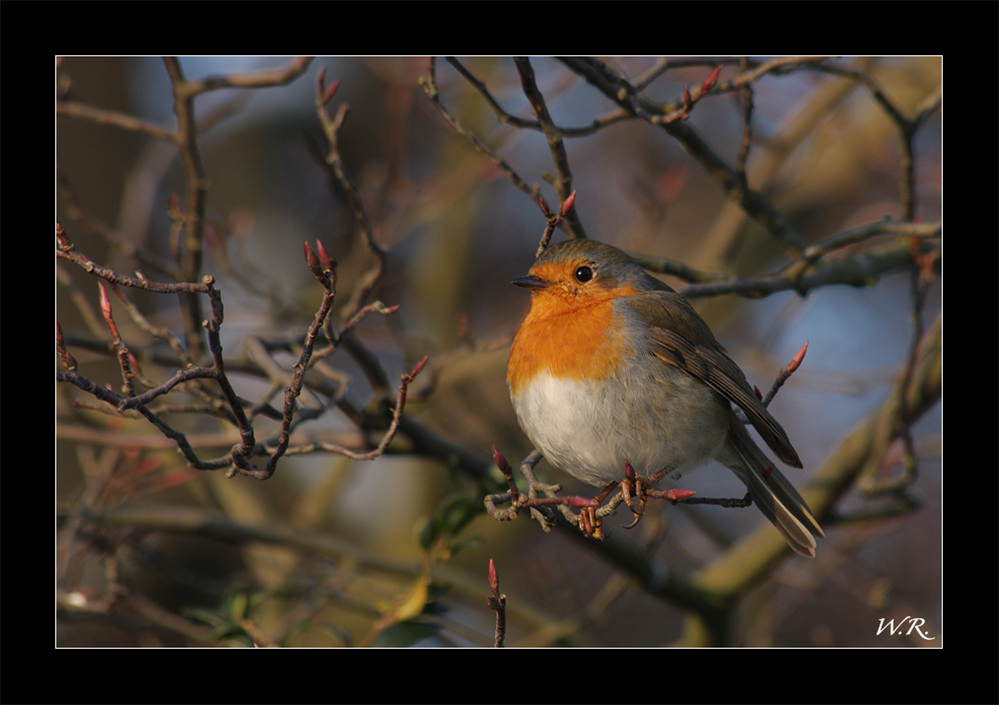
[578,505,604,540]
[621,461,694,529]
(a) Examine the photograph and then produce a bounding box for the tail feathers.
[742,464,820,558]
[719,417,823,558]
[758,459,824,538]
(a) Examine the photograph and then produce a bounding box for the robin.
[507,238,823,557]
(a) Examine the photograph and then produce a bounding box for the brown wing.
[626,292,802,468]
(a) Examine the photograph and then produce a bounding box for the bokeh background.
[57,56,941,647]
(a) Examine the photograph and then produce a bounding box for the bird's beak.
[512,274,551,290]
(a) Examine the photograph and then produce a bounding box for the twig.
[184,57,312,92]
[57,223,209,296]
[97,283,136,397]
[486,559,506,648]
[761,341,808,407]
[420,58,542,204]
[513,57,586,240]
[681,230,940,300]
[263,242,338,478]
[557,57,808,255]
[56,100,176,141]
[535,191,576,257]
[59,221,424,480]
[56,322,78,372]
[59,58,313,360]
[811,62,941,222]
[163,57,211,359]
[315,68,386,322]
[445,58,538,130]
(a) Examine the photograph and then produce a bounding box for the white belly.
[512,368,730,486]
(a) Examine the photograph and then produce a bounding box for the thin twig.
[315,68,386,322]
[264,244,338,478]
[420,58,541,204]
[486,559,506,648]
[514,57,586,240]
[557,57,809,255]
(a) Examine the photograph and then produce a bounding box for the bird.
[506,238,823,557]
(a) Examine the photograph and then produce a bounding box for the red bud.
[56,222,72,250]
[97,283,121,339]
[57,321,78,372]
[325,79,340,102]
[127,351,142,375]
[537,193,553,219]
[304,242,323,276]
[488,558,499,592]
[316,68,336,105]
[410,355,428,377]
[315,239,332,270]
[492,445,512,478]
[701,65,722,95]
[98,282,111,318]
[560,190,576,217]
[787,341,808,373]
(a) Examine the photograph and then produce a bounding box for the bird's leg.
[620,460,647,528]
[591,480,621,505]
[644,465,673,486]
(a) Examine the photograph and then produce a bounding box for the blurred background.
[57,56,941,647]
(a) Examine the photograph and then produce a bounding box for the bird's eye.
[574,266,593,283]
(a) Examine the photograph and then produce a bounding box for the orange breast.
[508,285,640,396]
